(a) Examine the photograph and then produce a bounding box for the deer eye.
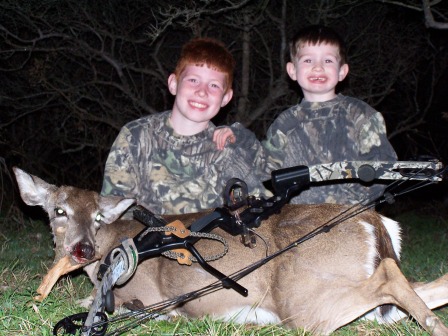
[95,213,103,222]
[54,208,66,217]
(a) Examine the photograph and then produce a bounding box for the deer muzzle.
[71,241,95,263]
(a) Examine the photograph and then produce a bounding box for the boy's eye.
[210,83,222,90]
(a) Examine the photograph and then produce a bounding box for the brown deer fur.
[13,167,448,335]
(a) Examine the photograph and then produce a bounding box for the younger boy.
[101,37,268,215]
[262,25,397,204]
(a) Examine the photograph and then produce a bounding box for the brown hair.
[174,37,235,92]
[289,25,347,65]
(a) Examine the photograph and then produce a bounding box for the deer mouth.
[69,241,95,264]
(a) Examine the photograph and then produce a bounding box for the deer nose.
[72,241,95,260]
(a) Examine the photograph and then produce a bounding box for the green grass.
[1,205,448,335]
[399,211,448,282]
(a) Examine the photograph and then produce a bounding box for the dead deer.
[13,167,448,335]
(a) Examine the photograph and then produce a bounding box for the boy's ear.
[168,73,178,95]
[338,64,349,82]
[286,62,297,81]
[220,89,233,107]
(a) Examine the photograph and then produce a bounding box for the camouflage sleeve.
[229,122,257,147]
[351,105,397,201]
[101,125,141,200]
[261,109,295,177]
[225,123,272,198]
[356,109,397,161]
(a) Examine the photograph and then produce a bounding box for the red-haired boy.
[101,37,268,215]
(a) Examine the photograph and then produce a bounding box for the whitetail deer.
[13,167,448,335]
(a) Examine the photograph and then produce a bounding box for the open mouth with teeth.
[190,100,207,109]
[309,77,326,82]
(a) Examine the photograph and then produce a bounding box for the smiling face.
[286,42,349,102]
[168,64,233,135]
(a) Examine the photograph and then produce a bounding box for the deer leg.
[411,273,448,310]
[370,258,448,336]
[299,258,448,336]
[376,273,448,327]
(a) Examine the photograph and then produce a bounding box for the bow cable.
[55,160,445,336]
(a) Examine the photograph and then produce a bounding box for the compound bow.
[53,159,445,336]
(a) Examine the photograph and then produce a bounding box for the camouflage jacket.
[261,94,397,205]
[101,111,268,215]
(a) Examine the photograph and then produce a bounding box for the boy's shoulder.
[124,111,170,130]
[339,95,377,114]
[265,104,303,134]
[304,94,380,120]
[277,103,304,120]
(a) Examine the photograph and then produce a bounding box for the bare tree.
[379,0,448,29]
[1,0,447,189]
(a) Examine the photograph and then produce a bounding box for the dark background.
[1,0,447,205]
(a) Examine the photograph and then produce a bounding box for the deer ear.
[13,167,56,207]
[99,196,135,224]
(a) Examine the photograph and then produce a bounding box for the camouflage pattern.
[308,160,443,182]
[261,94,398,205]
[101,111,269,216]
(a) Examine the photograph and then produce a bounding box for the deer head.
[13,167,134,264]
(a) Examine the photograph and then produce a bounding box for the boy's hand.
[213,127,236,150]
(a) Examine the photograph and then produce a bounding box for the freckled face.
[286,43,348,102]
[168,65,233,135]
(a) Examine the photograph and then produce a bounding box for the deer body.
[13,167,448,335]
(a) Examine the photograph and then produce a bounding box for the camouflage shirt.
[261,94,397,205]
[101,111,269,215]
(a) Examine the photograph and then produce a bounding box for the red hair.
[174,37,235,93]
